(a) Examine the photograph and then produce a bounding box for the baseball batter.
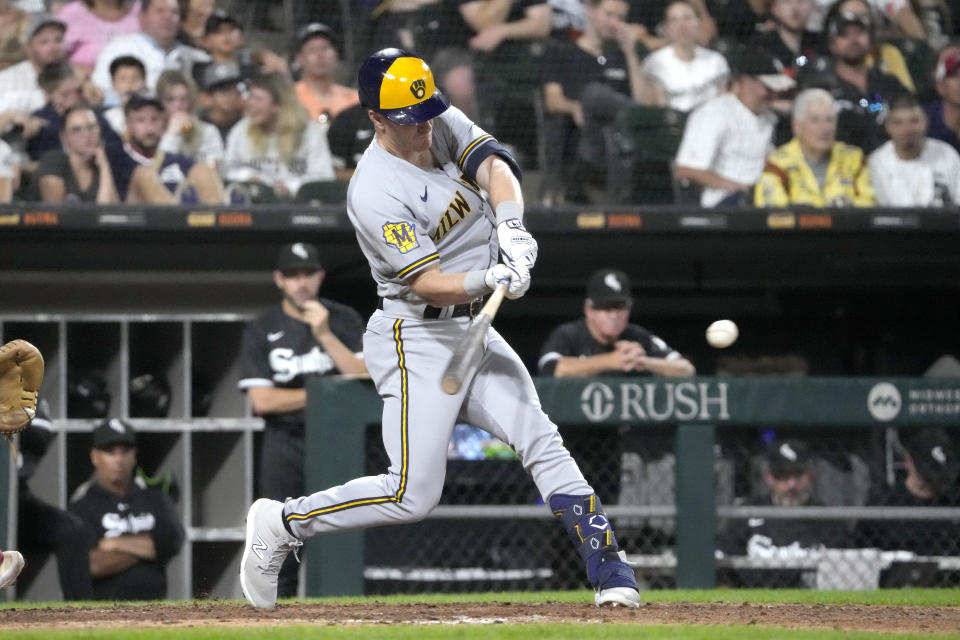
[240,48,640,610]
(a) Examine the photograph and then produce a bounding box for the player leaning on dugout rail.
[240,48,641,611]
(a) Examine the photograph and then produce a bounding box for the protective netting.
[362,424,960,592]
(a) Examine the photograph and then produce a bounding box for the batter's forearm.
[477,156,523,217]
[247,386,308,414]
[407,268,478,306]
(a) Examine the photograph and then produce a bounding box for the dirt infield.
[2,601,960,633]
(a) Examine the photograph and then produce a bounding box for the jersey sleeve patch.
[382,221,420,253]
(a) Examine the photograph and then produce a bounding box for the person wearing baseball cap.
[294,23,358,126]
[69,417,185,600]
[0,12,65,113]
[237,241,366,599]
[538,268,695,378]
[675,47,791,207]
[721,438,851,586]
[803,0,910,154]
[856,428,960,557]
[196,61,244,142]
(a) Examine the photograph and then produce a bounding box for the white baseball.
[706,319,738,349]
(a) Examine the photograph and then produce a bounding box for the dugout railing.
[304,376,960,596]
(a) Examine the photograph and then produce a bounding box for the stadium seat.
[225,181,278,204]
[883,37,937,98]
[295,180,349,205]
[172,181,199,205]
[605,105,688,204]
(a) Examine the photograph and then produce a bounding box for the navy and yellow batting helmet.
[358,48,450,125]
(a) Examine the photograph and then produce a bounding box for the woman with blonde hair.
[156,68,223,166]
[222,72,333,199]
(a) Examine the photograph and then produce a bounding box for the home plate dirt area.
[2,601,959,632]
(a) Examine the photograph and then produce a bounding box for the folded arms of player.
[90,534,156,578]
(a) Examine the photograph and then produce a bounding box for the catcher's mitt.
[0,339,44,436]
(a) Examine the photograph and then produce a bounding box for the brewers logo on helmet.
[358,48,450,125]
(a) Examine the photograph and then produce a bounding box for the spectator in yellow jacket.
[755,88,875,207]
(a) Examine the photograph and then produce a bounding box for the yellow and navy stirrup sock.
[549,493,627,586]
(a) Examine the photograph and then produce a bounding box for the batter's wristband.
[495,200,523,225]
[463,269,491,297]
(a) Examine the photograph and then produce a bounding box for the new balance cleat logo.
[252,535,267,560]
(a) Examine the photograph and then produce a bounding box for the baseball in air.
[706,320,739,349]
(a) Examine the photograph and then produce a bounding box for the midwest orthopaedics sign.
[867,382,960,422]
[578,381,730,423]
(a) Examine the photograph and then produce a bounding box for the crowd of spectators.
[0,0,957,207]
[0,0,341,205]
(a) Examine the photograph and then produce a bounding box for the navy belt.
[377,297,484,319]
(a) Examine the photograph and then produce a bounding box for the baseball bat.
[440,283,508,395]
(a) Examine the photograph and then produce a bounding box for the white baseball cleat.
[595,585,641,608]
[240,498,302,609]
[0,550,25,590]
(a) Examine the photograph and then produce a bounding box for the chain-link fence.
[361,424,960,593]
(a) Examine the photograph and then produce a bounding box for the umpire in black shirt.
[238,242,366,597]
[538,268,694,378]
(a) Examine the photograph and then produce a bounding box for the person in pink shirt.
[56,0,141,73]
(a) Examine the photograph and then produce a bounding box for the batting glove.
[484,264,530,300]
[496,219,538,271]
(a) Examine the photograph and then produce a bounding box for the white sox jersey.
[238,301,364,432]
[346,106,520,310]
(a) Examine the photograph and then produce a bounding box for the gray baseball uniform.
[282,106,592,538]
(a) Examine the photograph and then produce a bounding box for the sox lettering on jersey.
[269,347,335,383]
[101,511,157,537]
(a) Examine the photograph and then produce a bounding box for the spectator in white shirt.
[91,0,208,107]
[643,0,729,112]
[675,50,795,207]
[155,68,222,166]
[869,92,960,206]
[0,13,65,115]
[222,72,333,200]
[102,55,146,135]
[0,137,17,200]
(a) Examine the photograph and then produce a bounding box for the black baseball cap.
[586,269,633,306]
[903,428,959,492]
[92,418,137,450]
[276,242,322,272]
[296,23,340,55]
[766,440,811,478]
[204,9,242,35]
[124,90,163,115]
[730,48,797,92]
[202,61,242,92]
